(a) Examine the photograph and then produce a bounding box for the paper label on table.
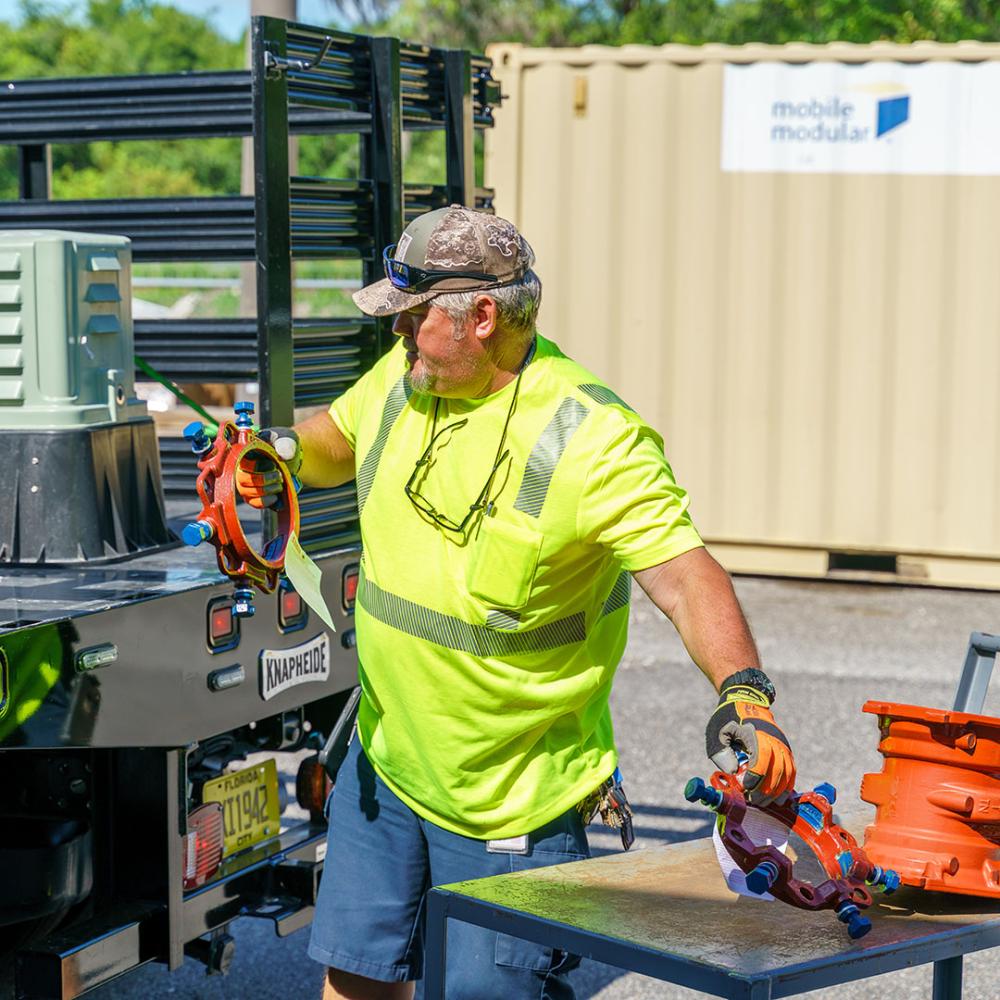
[283,531,336,631]
[712,808,788,901]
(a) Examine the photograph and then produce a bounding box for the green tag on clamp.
[283,531,337,631]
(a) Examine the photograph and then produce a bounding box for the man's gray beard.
[407,367,435,394]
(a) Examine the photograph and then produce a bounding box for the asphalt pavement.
[93,574,1000,1000]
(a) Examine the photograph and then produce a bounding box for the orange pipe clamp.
[181,401,300,617]
[685,771,899,939]
[861,700,1000,898]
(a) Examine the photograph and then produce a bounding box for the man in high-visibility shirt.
[239,206,796,1000]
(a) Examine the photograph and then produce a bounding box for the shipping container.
[486,41,1000,589]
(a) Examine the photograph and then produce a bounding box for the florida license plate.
[202,759,281,857]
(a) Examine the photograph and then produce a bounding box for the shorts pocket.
[466,517,542,611]
[495,933,578,974]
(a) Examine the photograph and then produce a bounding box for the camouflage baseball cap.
[353,205,535,317]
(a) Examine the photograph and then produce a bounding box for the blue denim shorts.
[307,738,590,1000]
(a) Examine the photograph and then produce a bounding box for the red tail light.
[342,564,359,612]
[207,597,239,652]
[296,754,333,819]
[278,581,307,632]
[184,802,224,890]
[280,587,302,621]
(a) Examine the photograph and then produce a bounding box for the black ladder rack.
[0,15,501,555]
[0,30,497,143]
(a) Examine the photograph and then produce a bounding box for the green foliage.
[373,0,1000,48]
[0,1,242,78]
[402,132,447,185]
[383,0,606,50]
[0,150,17,201]
[716,0,1000,45]
[298,134,361,181]
[50,139,241,199]
[613,0,738,45]
[53,144,204,199]
[0,1,243,202]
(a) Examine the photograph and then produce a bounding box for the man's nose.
[391,312,410,337]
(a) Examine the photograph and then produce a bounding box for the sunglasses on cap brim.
[382,244,506,293]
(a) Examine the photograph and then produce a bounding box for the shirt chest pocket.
[466,517,542,611]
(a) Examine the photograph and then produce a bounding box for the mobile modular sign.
[722,61,1000,175]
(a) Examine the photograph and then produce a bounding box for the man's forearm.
[633,548,760,692]
[636,547,796,801]
[295,410,356,488]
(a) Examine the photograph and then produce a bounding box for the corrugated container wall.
[486,42,1000,588]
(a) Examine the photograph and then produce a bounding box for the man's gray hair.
[434,269,542,343]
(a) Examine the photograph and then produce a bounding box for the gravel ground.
[89,574,1000,1000]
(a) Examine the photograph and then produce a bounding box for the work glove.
[235,427,302,510]
[705,669,795,805]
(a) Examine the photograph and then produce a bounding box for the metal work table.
[424,819,1000,999]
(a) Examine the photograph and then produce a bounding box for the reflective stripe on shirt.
[356,374,412,514]
[513,396,590,517]
[358,567,587,655]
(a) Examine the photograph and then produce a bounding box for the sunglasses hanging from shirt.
[404,340,536,533]
[405,368,523,533]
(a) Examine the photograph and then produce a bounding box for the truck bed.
[0,501,265,631]
[0,501,360,749]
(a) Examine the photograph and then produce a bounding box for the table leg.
[423,891,448,1000]
[730,980,772,999]
[932,956,963,1000]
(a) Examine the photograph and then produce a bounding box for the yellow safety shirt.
[329,334,703,839]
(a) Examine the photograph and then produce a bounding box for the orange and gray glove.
[235,427,302,510]
[705,668,796,805]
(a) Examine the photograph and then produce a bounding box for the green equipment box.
[0,229,147,428]
[0,230,170,562]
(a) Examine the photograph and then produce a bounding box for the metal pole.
[165,748,187,970]
[366,36,402,357]
[17,144,50,200]
[250,15,295,429]
[423,891,448,999]
[248,0,296,20]
[932,955,963,1000]
[952,632,1000,714]
[241,0,298,322]
[443,49,474,207]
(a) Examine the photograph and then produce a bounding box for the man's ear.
[472,295,497,342]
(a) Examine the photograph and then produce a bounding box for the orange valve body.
[861,700,1000,898]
